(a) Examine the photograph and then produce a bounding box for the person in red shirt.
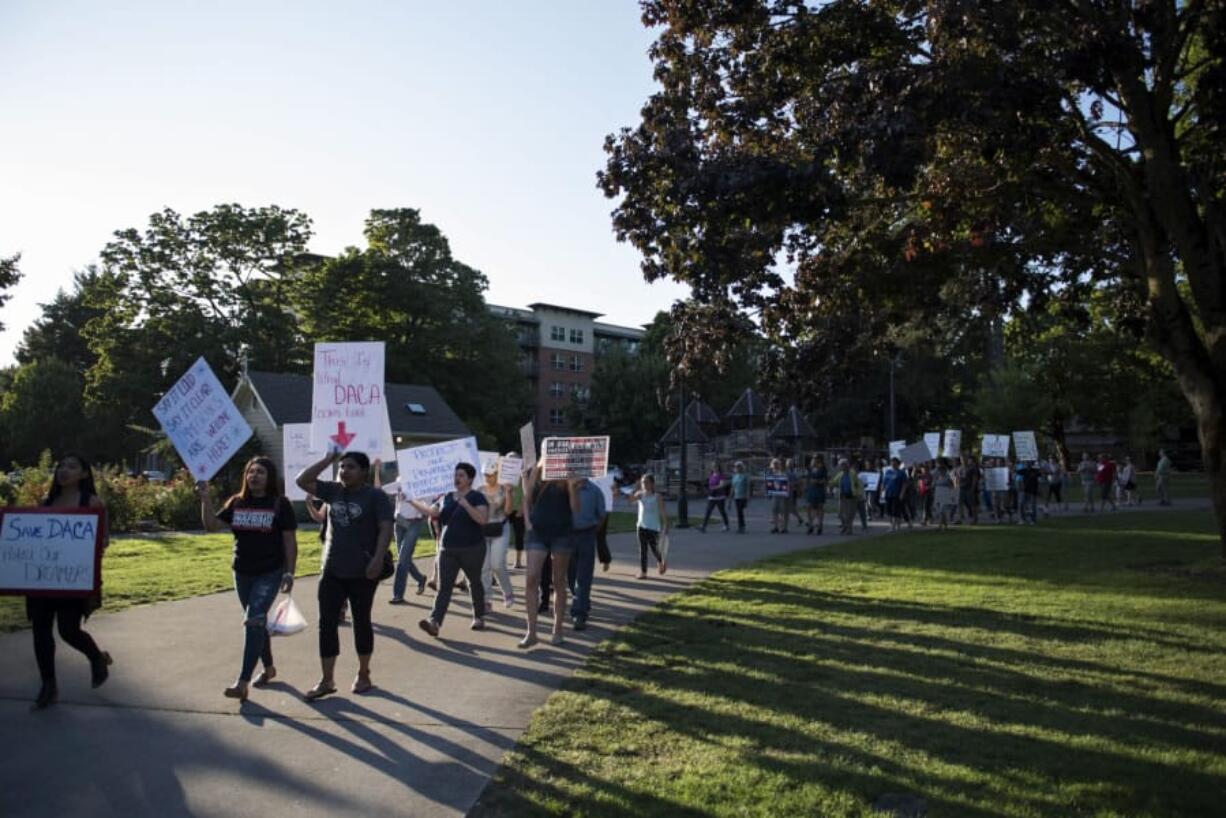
[1094,454,1118,512]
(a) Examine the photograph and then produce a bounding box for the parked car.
[141,470,168,483]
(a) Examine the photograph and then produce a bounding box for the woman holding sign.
[296,449,394,700]
[520,465,580,647]
[198,457,298,702]
[412,462,490,637]
[27,454,112,710]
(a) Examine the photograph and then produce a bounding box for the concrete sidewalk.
[0,499,1206,818]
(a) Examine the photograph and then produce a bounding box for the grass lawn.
[472,510,1226,818]
[0,528,437,632]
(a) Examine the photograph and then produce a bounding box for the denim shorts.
[526,529,576,554]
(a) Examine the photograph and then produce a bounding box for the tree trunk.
[1048,413,1072,471]
[1196,402,1226,560]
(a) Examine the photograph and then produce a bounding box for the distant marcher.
[916,464,934,526]
[957,457,981,525]
[506,452,527,569]
[199,456,298,702]
[520,467,578,647]
[730,461,750,534]
[567,477,607,630]
[805,455,828,535]
[1018,462,1041,525]
[1155,449,1173,506]
[699,462,730,533]
[767,458,789,533]
[786,457,805,529]
[1118,456,1139,506]
[413,463,490,638]
[1095,454,1118,511]
[882,457,910,532]
[296,449,394,700]
[828,458,862,535]
[372,462,430,604]
[479,461,514,610]
[1077,453,1097,511]
[631,474,669,577]
[933,458,956,530]
[1047,457,1068,512]
[27,454,112,711]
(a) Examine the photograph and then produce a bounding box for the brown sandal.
[352,674,374,694]
[304,682,337,701]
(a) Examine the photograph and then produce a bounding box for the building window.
[551,353,565,370]
[549,408,566,426]
[549,382,564,398]
[570,355,584,372]
[550,325,565,342]
[570,328,584,344]
[405,402,427,415]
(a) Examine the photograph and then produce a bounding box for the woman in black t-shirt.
[199,456,298,703]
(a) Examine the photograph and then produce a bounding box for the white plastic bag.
[267,596,307,637]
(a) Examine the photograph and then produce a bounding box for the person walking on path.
[882,457,911,532]
[933,458,956,530]
[699,462,731,532]
[1018,461,1041,525]
[631,474,669,577]
[372,461,429,604]
[296,449,394,700]
[805,455,828,535]
[1155,449,1173,506]
[957,456,981,525]
[786,458,806,529]
[506,453,527,569]
[1047,457,1068,512]
[766,458,789,533]
[730,461,750,533]
[27,453,112,711]
[413,463,490,638]
[198,457,298,702]
[829,458,862,535]
[1118,456,1140,506]
[1095,453,1118,512]
[519,467,579,648]
[1078,453,1097,511]
[479,461,514,610]
[567,477,607,631]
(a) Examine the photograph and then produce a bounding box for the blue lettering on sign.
[3,519,44,541]
[48,519,96,540]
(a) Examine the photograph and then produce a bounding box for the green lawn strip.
[0,530,437,632]
[472,511,1226,818]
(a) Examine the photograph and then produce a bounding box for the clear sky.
[0,0,691,365]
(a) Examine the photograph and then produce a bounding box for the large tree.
[16,266,108,372]
[0,253,22,332]
[601,1,1226,551]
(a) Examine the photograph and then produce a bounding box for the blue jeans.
[234,569,281,682]
[567,527,597,619]
[392,518,427,599]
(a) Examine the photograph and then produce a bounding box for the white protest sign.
[981,434,1011,459]
[541,436,610,480]
[889,440,906,459]
[478,450,501,477]
[985,467,1010,492]
[1013,431,1039,462]
[498,456,523,486]
[924,432,941,460]
[311,342,394,458]
[899,441,933,467]
[942,429,962,459]
[282,423,321,502]
[153,357,253,481]
[396,436,480,500]
[0,508,105,595]
[934,486,957,508]
[520,422,537,471]
[593,473,616,510]
[859,472,880,492]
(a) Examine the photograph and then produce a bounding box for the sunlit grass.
[472,511,1226,818]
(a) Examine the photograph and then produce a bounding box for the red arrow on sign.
[330,421,356,449]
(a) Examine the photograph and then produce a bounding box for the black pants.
[318,572,378,658]
[508,511,525,553]
[701,498,729,528]
[431,545,487,625]
[734,498,747,530]
[596,516,612,565]
[28,598,101,683]
[638,527,662,572]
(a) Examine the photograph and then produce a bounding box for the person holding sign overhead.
[296,448,394,700]
[198,457,299,702]
[25,453,113,711]
[520,465,580,648]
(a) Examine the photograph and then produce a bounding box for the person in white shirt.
[372,460,430,604]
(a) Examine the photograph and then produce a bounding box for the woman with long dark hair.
[198,456,298,702]
[27,453,112,710]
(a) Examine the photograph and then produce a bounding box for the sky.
[0,0,691,366]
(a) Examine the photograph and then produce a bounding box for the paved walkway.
[0,498,1207,817]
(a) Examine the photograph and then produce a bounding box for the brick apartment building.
[488,303,646,435]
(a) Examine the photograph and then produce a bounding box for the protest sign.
[0,508,105,596]
[764,475,790,497]
[396,437,480,500]
[981,434,1011,459]
[985,467,1010,492]
[934,486,956,508]
[282,423,320,502]
[899,441,933,467]
[924,432,941,460]
[1013,431,1039,462]
[153,357,253,481]
[520,422,537,471]
[479,450,501,477]
[497,456,523,486]
[859,472,881,492]
[311,342,394,458]
[889,440,906,459]
[593,473,616,510]
[942,429,962,459]
[541,436,610,480]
